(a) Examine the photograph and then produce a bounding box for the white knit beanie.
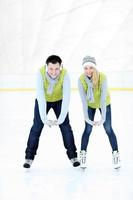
[82,56,96,68]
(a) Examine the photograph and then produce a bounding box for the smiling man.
[23,55,80,168]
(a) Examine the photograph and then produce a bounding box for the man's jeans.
[25,99,77,160]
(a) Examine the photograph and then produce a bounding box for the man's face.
[47,63,61,78]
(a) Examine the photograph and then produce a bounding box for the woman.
[78,55,121,169]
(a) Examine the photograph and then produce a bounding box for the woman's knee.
[104,124,113,135]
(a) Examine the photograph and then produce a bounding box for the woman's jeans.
[81,105,118,152]
[25,99,77,160]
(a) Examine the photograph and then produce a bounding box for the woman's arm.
[78,79,93,125]
[100,78,108,123]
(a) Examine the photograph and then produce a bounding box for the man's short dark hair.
[46,55,62,65]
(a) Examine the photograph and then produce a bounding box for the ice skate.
[112,151,121,169]
[80,150,87,169]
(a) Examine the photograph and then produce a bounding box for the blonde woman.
[78,55,121,169]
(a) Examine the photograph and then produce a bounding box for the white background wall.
[0,0,133,88]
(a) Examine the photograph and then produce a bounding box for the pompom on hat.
[82,55,96,68]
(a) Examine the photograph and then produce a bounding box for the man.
[23,55,80,168]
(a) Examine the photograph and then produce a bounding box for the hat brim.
[83,62,96,68]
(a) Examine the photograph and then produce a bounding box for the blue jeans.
[25,99,77,160]
[81,105,118,152]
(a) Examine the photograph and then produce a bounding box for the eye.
[84,67,88,70]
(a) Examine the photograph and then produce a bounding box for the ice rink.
[1,0,133,199]
[0,90,133,200]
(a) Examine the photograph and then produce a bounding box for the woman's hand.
[93,119,104,126]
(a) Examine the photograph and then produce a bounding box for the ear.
[45,64,48,71]
[61,63,63,69]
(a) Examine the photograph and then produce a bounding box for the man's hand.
[45,119,60,127]
[85,117,94,126]
[45,119,55,127]
[53,120,58,126]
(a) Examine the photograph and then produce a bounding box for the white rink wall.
[0,0,133,89]
[0,71,133,89]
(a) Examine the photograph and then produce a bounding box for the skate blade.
[114,165,121,170]
[80,166,87,171]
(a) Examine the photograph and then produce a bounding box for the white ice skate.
[112,151,121,169]
[80,150,87,169]
[23,159,33,168]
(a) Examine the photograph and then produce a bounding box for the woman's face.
[47,63,61,78]
[84,65,94,77]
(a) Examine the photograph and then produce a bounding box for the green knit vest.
[79,72,110,108]
[40,66,67,102]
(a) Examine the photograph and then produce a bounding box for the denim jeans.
[25,99,77,160]
[81,104,118,152]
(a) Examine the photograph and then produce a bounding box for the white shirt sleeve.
[36,70,47,124]
[78,79,93,125]
[57,73,70,125]
[100,78,107,123]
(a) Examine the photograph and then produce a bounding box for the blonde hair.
[91,67,100,88]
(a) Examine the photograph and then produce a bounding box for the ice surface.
[0,91,133,200]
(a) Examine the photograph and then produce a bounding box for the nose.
[52,70,56,75]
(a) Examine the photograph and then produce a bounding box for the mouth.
[50,74,58,79]
[87,73,92,77]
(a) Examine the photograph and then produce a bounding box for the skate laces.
[80,150,86,164]
[112,151,120,164]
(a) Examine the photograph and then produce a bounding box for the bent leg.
[25,99,44,160]
[81,107,96,151]
[53,100,77,159]
[103,105,118,151]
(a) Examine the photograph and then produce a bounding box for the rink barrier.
[0,88,133,92]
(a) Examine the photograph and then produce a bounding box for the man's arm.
[36,71,47,124]
[57,73,70,125]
